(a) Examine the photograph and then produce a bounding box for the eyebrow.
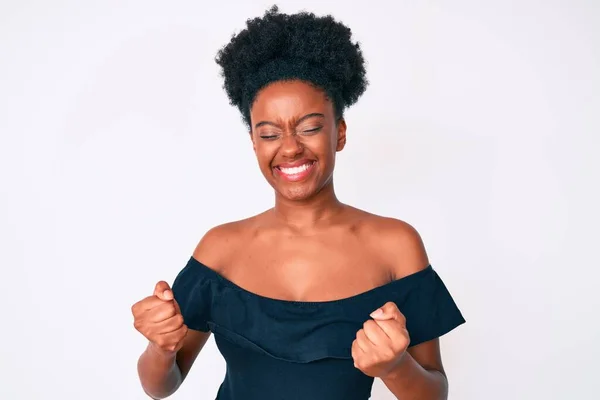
[254,112,325,129]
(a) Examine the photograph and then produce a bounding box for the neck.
[272,182,344,230]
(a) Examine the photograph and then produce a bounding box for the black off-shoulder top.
[172,256,465,400]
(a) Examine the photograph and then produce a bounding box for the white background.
[1,0,599,399]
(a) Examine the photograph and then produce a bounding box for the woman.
[131,6,465,400]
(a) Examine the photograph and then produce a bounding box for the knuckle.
[401,335,410,348]
[164,305,173,316]
[174,314,184,326]
[133,319,142,330]
[155,305,169,317]
[132,301,147,315]
[382,348,395,360]
[180,324,189,336]
[394,339,408,353]
[165,344,177,352]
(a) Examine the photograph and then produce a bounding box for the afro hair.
[215,5,368,127]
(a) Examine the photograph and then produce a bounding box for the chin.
[280,187,315,201]
[271,180,322,201]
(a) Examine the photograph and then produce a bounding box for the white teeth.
[280,162,312,175]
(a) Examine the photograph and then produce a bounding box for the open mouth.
[274,160,316,182]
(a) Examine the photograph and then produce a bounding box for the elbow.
[428,368,449,400]
[140,381,181,400]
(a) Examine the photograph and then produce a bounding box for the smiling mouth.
[274,160,316,182]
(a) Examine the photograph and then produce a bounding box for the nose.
[280,133,303,158]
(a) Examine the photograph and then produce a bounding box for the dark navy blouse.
[172,256,465,400]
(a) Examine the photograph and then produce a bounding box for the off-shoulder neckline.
[187,256,433,305]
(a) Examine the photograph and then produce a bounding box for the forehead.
[250,80,333,122]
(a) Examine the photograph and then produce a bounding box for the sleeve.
[171,258,212,332]
[402,268,466,348]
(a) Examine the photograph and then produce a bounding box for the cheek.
[254,144,276,167]
[311,136,337,161]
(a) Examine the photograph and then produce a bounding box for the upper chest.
[219,225,393,302]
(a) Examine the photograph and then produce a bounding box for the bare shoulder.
[192,212,267,272]
[350,207,430,280]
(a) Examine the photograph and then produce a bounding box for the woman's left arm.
[352,302,448,400]
[357,218,455,399]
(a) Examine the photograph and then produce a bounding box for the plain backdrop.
[1,0,599,399]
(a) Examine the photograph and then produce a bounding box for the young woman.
[131,6,465,400]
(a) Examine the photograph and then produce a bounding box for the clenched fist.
[131,281,188,355]
[352,302,410,378]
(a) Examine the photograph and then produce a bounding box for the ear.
[336,118,347,152]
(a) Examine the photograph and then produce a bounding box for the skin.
[133,80,449,399]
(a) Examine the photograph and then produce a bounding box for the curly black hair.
[215,5,368,127]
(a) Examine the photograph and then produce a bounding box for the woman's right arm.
[137,329,211,399]
[134,224,235,398]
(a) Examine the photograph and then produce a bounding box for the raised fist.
[131,281,188,355]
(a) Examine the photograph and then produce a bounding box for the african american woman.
[131,6,465,400]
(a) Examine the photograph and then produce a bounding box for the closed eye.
[260,134,279,140]
[301,126,323,134]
